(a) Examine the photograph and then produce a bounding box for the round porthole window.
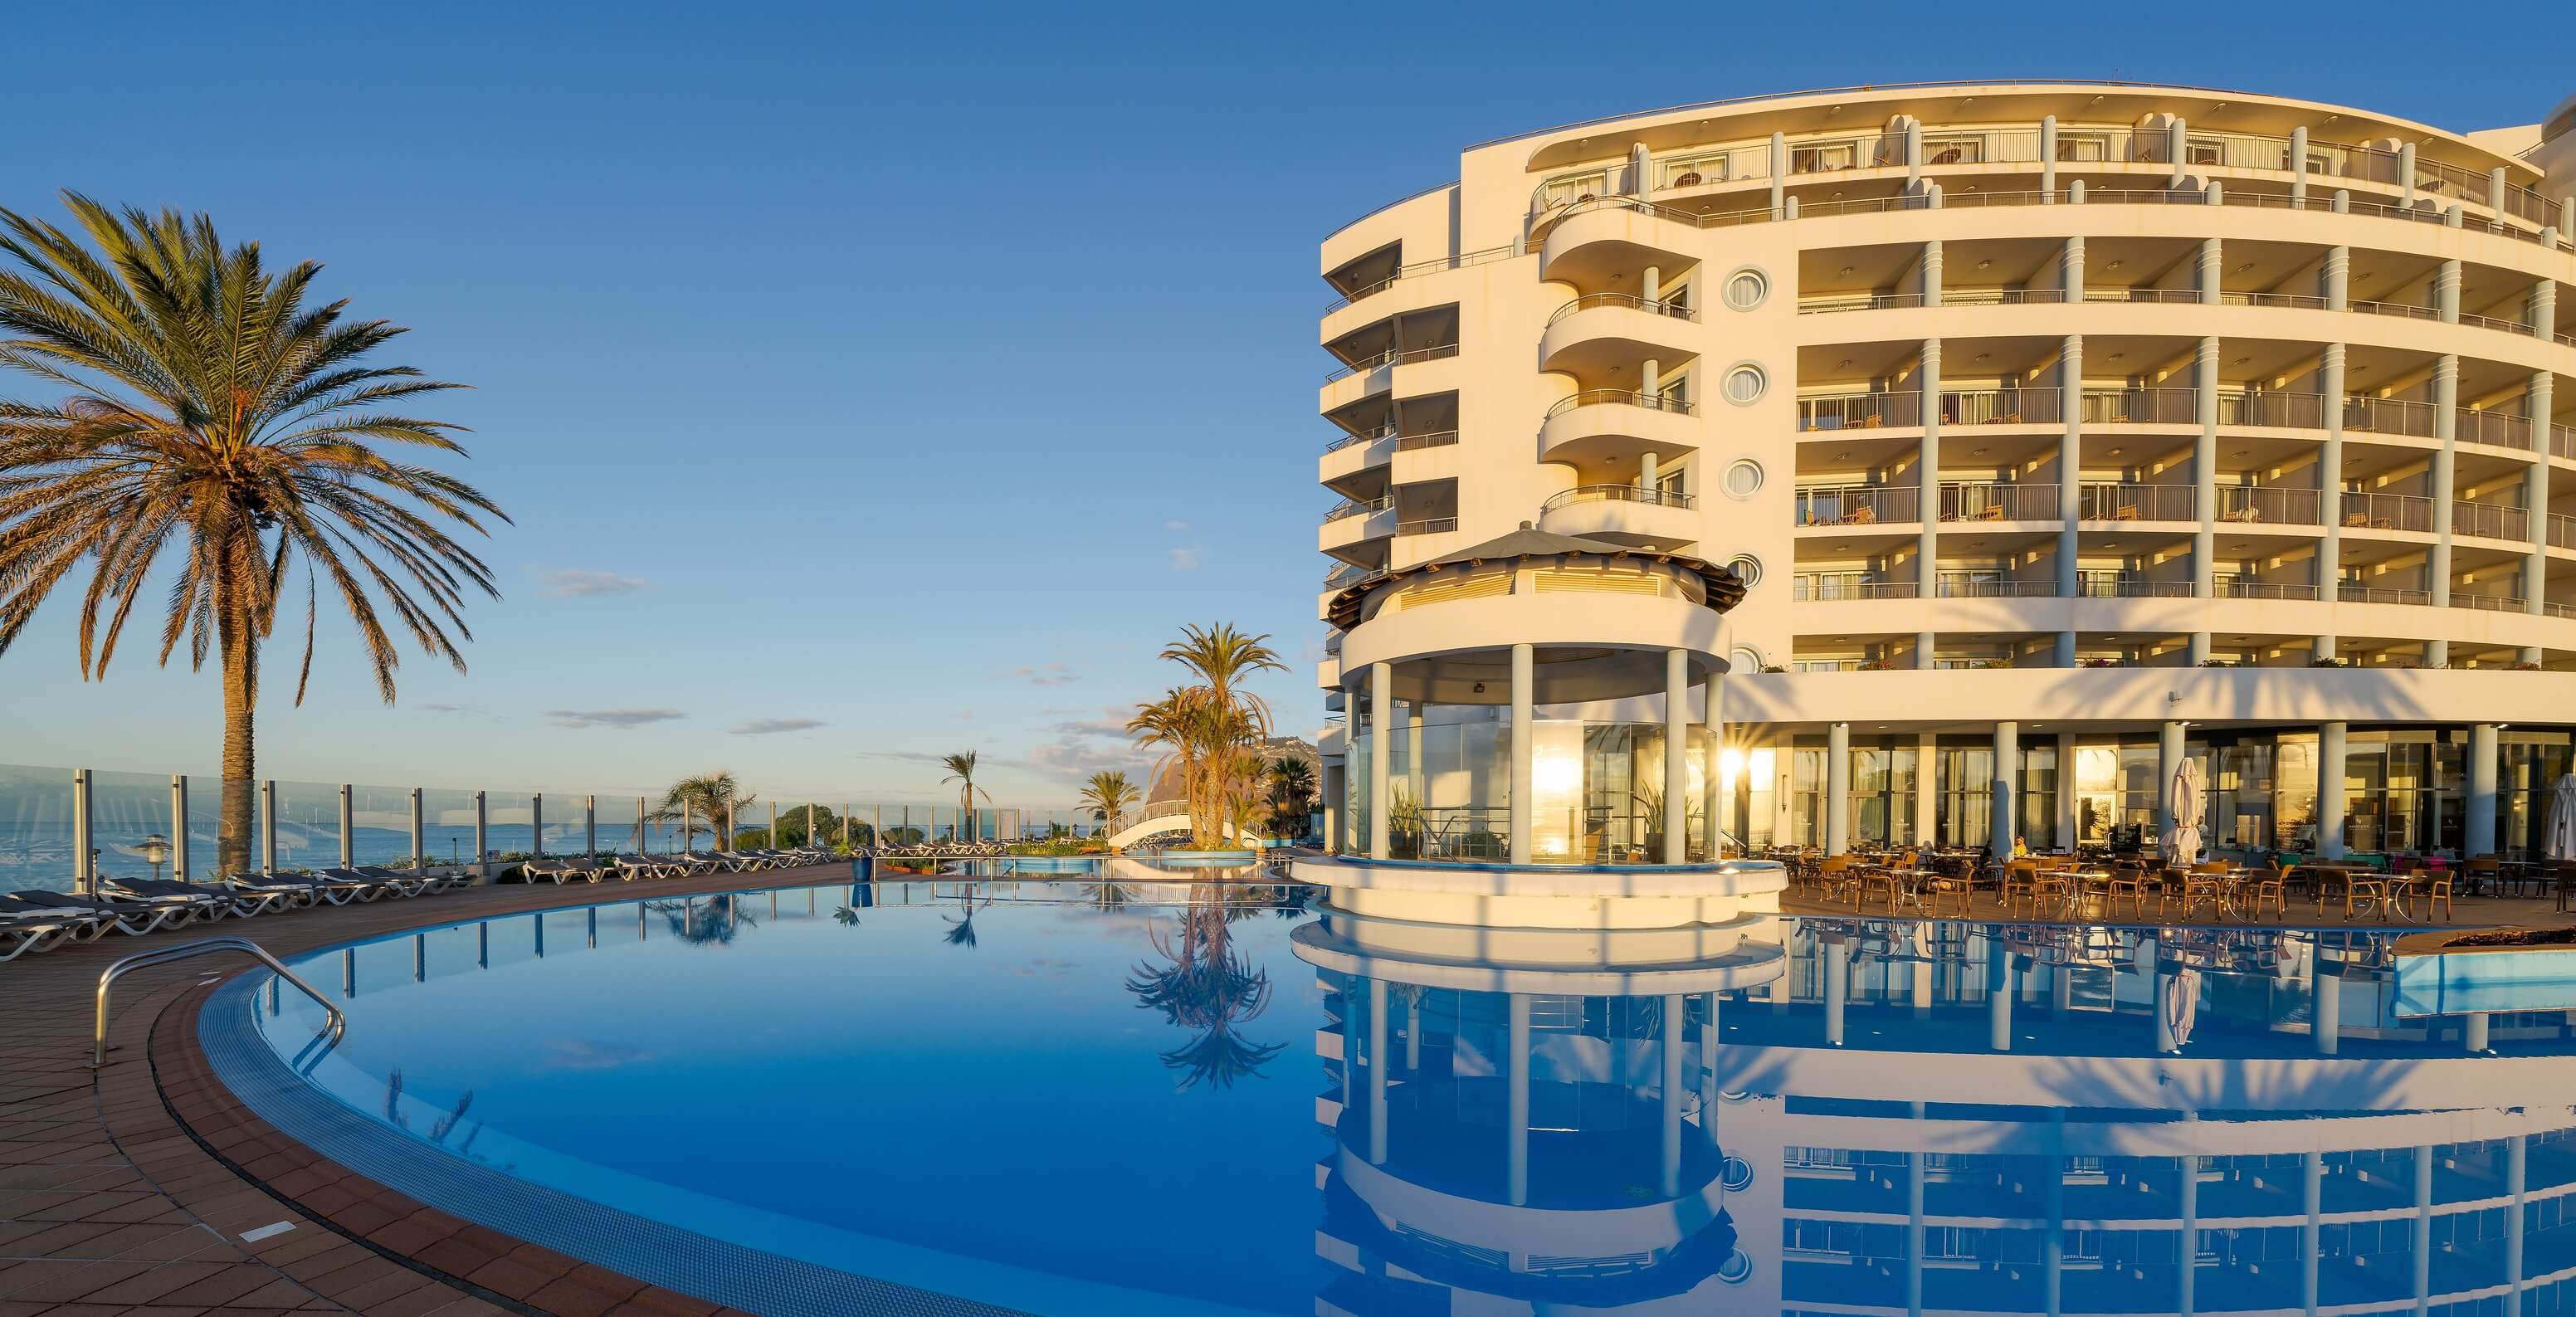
[1726,555,1762,588]
[1722,363,1768,406]
[1730,646,1764,673]
[1720,1155,1754,1191]
[1723,458,1764,499]
[1717,1247,1754,1284]
[1723,266,1769,311]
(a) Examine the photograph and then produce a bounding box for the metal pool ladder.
[91,936,344,1068]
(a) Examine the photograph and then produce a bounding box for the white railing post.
[172,775,190,885]
[72,768,95,896]
[338,784,354,868]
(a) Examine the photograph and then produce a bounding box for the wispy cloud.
[548,707,685,729]
[731,717,826,735]
[992,663,1078,687]
[1168,546,1201,571]
[541,569,648,598]
[1164,519,1189,532]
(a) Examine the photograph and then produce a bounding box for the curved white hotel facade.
[1315,81,2576,862]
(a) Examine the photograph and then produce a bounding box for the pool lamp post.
[139,833,170,883]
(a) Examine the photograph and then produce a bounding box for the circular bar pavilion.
[1297,525,1784,925]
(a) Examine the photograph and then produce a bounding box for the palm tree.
[1080,770,1138,845]
[0,195,505,873]
[941,751,989,843]
[1266,756,1315,838]
[1127,624,1283,850]
[653,772,755,851]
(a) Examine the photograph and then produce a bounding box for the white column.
[1769,132,1787,217]
[1507,993,1531,1205]
[337,784,354,868]
[2056,329,2084,660]
[1906,1105,1926,1317]
[1993,721,2020,856]
[1918,338,1943,663]
[471,788,486,876]
[2196,237,2222,305]
[585,795,598,859]
[2319,722,2348,860]
[2039,115,2057,198]
[2168,116,2188,187]
[409,787,424,869]
[1510,643,1534,864]
[2465,1011,2490,1052]
[2056,732,2080,849]
[1665,649,1690,864]
[2467,722,2499,856]
[1659,993,1685,1197]
[1827,722,1852,855]
[1904,120,1924,186]
[2318,342,2347,656]
[2429,356,2459,667]
[261,778,278,875]
[2178,1137,2199,1317]
[2524,368,2554,632]
[2193,337,2221,658]
[1921,238,1943,307]
[533,793,546,861]
[1321,763,1344,855]
[71,768,94,896]
[171,775,190,885]
[2290,125,2310,204]
[1703,669,1726,859]
[1369,661,1393,860]
[2436,258,2461,324]
[2399,142,2417,206]
[2160,721,2188,838]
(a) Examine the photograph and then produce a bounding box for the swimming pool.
[204,877,2576,1315]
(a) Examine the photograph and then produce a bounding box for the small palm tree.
[654,772,755,851]
[1081,770,1139,846]
[1266,756,1315,837]
[0,195,505,873]
[941,752,989,842]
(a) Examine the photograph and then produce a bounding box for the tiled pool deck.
[7,864,2575,1315]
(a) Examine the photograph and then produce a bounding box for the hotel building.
[1315,81,2576,862]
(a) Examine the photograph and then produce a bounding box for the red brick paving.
[1,867,853,1315]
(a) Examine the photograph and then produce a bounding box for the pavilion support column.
[2467,722,2499,856]
[1702,668,1726,859]
[1917,338,1942,666]
[2524,368,2554,643]
[1510,643,1534,864]
[1826,722,1852,856]
[2056,329,2082,665]
[1665,649,1690,864]
[2191,335,2219,666]
[2318,722,2348,860]
[1506,993,1531,1205]
[1369,661,1393,861]
[1406,701,1424,817]
[1993,721,2019,856]
[2464,1011,2490,1052]
[2429,355,2460,669]
[2056,732,2079,849]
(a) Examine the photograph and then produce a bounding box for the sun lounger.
[223,872,320,911]
[668,852,723,876]
[103,876,245,921]
[315,867,421,900]
[6,890,193,936]
[0,908,81,960]
[607,854,670,880]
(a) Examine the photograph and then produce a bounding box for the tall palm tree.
[1162,622,1282,740]
[1080,770,1138,842]
[1266,755,1315,837]
[0,195,505,873]
[941,751,989,842]
[654,772,754,851]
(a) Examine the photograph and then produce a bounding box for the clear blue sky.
[4,0,2569,807]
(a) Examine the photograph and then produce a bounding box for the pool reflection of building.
[1298,906,2576,1315]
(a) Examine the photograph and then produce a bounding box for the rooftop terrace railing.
[1543,484,1699,513]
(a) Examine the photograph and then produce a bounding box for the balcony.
[2452,501,2531,543]
[1321,342,1459,385]
[1798,391,1920,432]
[1936,578,2056,598]
[2340,583,2432,606]
[1941,388,2061,427]
[2080,388,2198,427]
[2343,396,2439,440]
[2217,581,2320,600]
[1796,485,1920,527]
[2218,391,2326,430]
[1537,485,1700,550]
[2077,578,2194,598]
[2456,409,2535,453]
[1319,495,1394,554]
[2449,592,2525,613]
[1539,293,1700,375]
[1537,389,1700,466]
[2338,492,2437,534]
[1793,576,1920,601]
[1939,483,2059,522]
[1394,517,1457,538]
[2076,484,2196,522]
[2215,486,2323,525]
[2552,515,2576,551]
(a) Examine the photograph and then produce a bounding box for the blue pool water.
[209,877,2576,1316]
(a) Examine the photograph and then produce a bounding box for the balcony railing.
[1937,578,2056,598]
[1793,577,1920,601]
[1547,292,1697,324]
[1544,388,1697,422]
[1544,484,1698,513]
[1799,291,1925,314]
[1941,388,2061,427]
[2077,578,2194,598]
[2218,390,2325,430]
[2456,409,2535,451]
[2340,583,2432,606]
[2552,514,2576,552]
[1323,495,1392,524]
[1798,391,1920,432]
[1796,485,1920,526]
[2452,500,2531,542]
[2080,388,2198,427]
[2555,424,2576,462]
[1395,430,1460,452]
[2339,492,2436,533]
[1322,563,1374,588]
[2343,396,2438,439]
[1395,517,1457,537]
[2217,581,2320,600]
[2076,483,2197,522]
[2452,591,2525,612]
[1323,242,1519,315]
[1324,343,1460,384]
[2215,486,2322,525]
[1323,428,1388,454]
[1940,483,2059,521]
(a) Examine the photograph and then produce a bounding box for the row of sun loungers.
[866,841,1012,859]
[2,847,847,963]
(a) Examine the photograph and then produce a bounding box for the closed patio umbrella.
[2163,758,2203,865]
[2546,773,2576,861]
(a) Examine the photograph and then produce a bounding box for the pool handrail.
[91,935,344,1068]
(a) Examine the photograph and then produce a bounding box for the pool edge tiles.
[190,973,1037,1317]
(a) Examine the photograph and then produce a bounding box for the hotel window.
[1850,743,1918,846]
[1790,140,1861,173]
[2500,736,2571,860]
[1933,744,1993,849]
[1788,748,1827,847]
[2054,132,2113,163]
[2019,744,2058,851]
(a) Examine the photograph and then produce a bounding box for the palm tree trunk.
[217,578,258,876]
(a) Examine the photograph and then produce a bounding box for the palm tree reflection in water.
[943,889,988,947]
[1125,887,1287,1090]
[646,895,759,946]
